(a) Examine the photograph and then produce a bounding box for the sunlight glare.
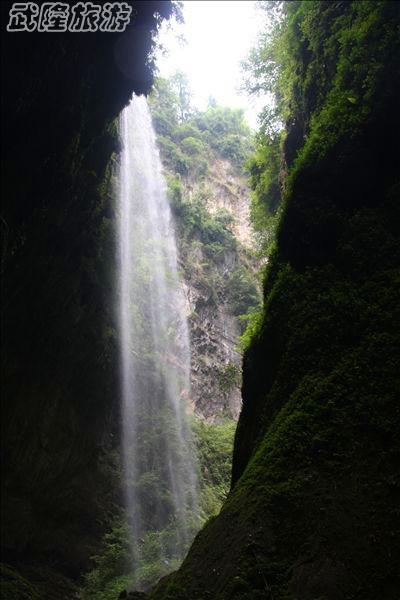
[156,1,270,129]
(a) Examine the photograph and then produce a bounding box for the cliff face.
[151,2,400,599]
[148,89,260,422]
[186,155,253,247]
[185,273,243,420]
[179,153,256,421]
[1,1,173,588]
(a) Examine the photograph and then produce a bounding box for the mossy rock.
[0,564,41,600]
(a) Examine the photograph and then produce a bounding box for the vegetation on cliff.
[150,75,262,417]
[81,75,261,599]
[81,418,237,599]
[150,2,400,598]
[2,1,399,598]
[150,74,253,173]
[1,1,177,597]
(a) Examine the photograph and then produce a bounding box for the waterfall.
[118,95,198,589]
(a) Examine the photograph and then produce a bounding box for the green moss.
[227,266,261,317]
[0,565,41,600]
[149,2,400,598]
[192,418,237,521]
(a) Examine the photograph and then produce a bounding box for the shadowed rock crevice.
[1,0,174,589]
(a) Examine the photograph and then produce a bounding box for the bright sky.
[155,1,269,129]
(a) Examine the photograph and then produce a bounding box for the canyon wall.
[151,3,400,598]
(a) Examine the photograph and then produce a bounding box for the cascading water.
[118,95,198,588]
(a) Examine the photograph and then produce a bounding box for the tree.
[171,71,192,122]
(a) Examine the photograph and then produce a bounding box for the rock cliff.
[149,89,260,422]
[1,1,174,591]
[178,153,256,421]
[150,2,400,598]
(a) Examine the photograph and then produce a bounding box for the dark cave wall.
[1,0,173,579]
[2,2,400,598]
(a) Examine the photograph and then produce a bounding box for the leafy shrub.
[217,363,242,393]
[192,418,237,521]
[157,136,191,175]
[166,174,183,210]
[195,106,253,168]
[181,136,205,156]
[0,565,41,600]
[227,266,261,317]
[173,123,203,141]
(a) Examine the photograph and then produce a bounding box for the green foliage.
[0,565,41,600]
[240,13,286,258]
[155,75,263,362]
[157,135,191,175]
[194,105,253,168]
[165,173,183,209]
[247,132,281,248]
[149,77,180,137]
[192,418,237,521]
[83,570,133,600]
[173,123,203,141]
[227,266,260,317]
[81,518,194,598]
[147,2,400,599]
[286,0,396,168]
[217,362,242,394]
[82,415,237,598]
[245,0,400,164]
[172,71,192,122]
[150,76,253,173]
[81,521,132,600]
[166,180,237,264]
[181,136,205,156]
[238,308,265,353]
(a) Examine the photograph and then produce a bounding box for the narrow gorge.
[1,2,399,600]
